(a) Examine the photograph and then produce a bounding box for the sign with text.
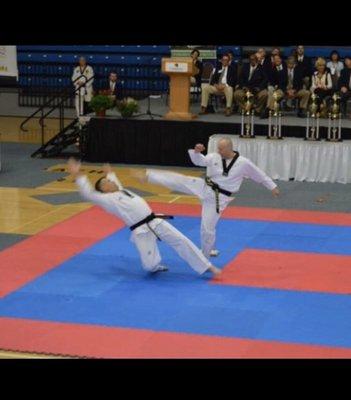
[0,46,18,78]
[164,62,189,73]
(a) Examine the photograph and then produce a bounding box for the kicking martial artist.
[136,138,279,258]
[67,158,221,277]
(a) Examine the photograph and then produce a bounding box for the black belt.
[130,212,174,241]
[205,177,233,214]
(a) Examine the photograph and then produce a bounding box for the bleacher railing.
[20,75,94,145]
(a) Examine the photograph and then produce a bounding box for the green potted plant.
[116,97,139,118]
[90,95,114,117]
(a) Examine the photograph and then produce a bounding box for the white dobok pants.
[130,219,212,274]
[147,170,233,258]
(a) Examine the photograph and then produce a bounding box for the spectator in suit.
[295,45,312,88]
[226,50,235,65]
[311,57,333,116]
[200,54,237,116]
[272,56,310,117]
[190,48,203,88]
[234,53,268,118]
[270,47,282,66]
[338,55,351,116]
[107,72,119,96]
[327,50,344,90]
[257,47,272,76]
[267,54,287,113]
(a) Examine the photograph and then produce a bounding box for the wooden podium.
[161,57,197,120]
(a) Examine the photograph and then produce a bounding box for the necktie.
[219,67,226,84]
[249,66,255,80]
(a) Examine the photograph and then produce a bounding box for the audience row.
[190,46,351,118]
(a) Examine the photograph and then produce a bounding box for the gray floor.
[1,142,350,212]
[0,141,350,252]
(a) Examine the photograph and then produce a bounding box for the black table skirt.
[84,117,351,167]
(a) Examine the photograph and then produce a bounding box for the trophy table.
[161,57,197,120]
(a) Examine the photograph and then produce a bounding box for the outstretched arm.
[103,164,123,190]
[67,158,111,206]
[244,159,280,197]
[188,143,213,167]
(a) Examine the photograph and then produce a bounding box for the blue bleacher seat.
[217,46,241,56]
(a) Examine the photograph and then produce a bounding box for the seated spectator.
[190,48,203,88]
[267,54,287,115]
[327,50,344,90]
[310,57,333,116]
[338,55,351,116]
[200,53,237,116]
[226,50,235,65]
[295,45,312,88]
[257,47,272,76]
[234,53,268,118]
[107,71,119,97]
[269,56,310,117]
[270,47,282,67]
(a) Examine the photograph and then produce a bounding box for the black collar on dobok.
[222,152,240,176]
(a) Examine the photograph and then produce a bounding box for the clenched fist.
[194,143,206,153]
[272,187,280,197]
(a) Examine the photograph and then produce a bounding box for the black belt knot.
[205,177,233,214]
[130,212,174,241]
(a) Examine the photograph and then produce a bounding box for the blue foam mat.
[1,217,351,348]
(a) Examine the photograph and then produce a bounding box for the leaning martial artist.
[135,138,279,258]
[67,158,221,277]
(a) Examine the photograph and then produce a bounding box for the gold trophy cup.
[327,93,342,142]
[267,89,283,139]
[240,89,255,138]
[305,93,320,140]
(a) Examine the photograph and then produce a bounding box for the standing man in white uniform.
[67,158,221,277]
[136,138,279,258]
[71,57,94,117]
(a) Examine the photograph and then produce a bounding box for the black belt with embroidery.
[130,212,174,240]
[205,177,233,214]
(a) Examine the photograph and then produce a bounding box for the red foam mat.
[1,202,351,299]
[0,207,124,298]
[150,202,351,226]
[214,249,351,294]
[1,317,351,358]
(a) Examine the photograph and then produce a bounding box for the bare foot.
[208,265,222,279]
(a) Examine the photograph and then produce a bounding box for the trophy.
[240,89,255,138]
[267,89,283,140]
[327,93,342,142]
[305,93,320,141]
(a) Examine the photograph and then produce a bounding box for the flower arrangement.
[116,97,139,118]
[90,95,114,116]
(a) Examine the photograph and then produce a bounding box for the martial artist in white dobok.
[139,138,279,259]
[67,158,221,277]
[71,57,94,117]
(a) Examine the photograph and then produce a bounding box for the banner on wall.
[0,46,18,79]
